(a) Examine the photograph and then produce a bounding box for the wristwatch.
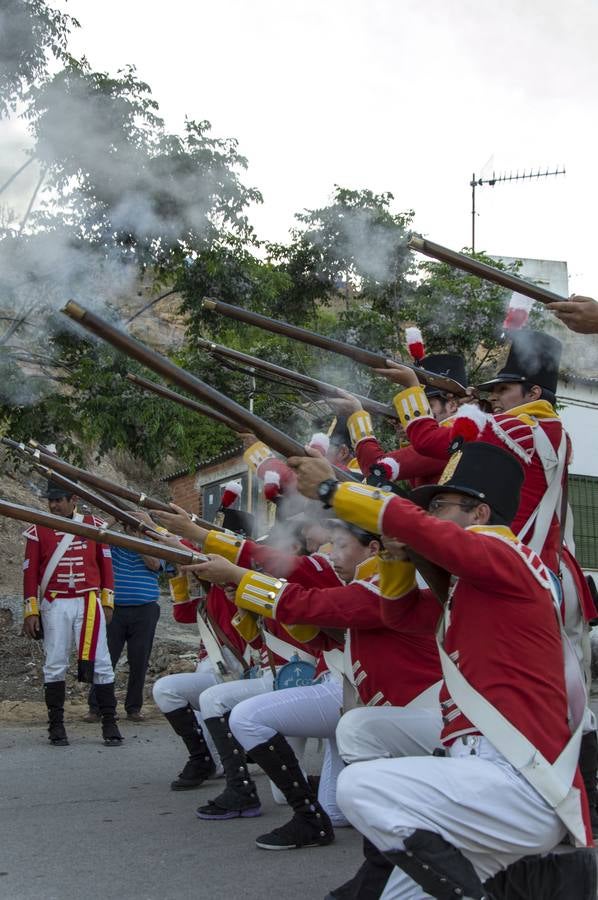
[317,478,339,508]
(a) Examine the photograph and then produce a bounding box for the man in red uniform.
[23,482,121,747]
[288,443,596,898]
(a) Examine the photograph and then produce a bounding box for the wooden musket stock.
[61,301,356,483]
[201,298,467,397]
[0,498,206,566]
[408,236,567,305]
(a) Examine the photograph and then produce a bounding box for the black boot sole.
[255,834,335,851]
[49,738,69,746]
[103,737,124,746]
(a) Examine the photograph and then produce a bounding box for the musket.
[126,373,245,433]
[200,298,467,397]
[408,236,566,305]
[0,497,207,566]
[2,437,223,532]
[62,301,357,483]
[196,339,398,419]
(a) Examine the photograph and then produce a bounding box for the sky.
[2,0,598,292]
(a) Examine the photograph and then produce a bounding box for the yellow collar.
[354,556,379,581]
[467,524,518,542]
[506,399,558,422]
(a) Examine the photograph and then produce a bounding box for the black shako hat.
[222,508,255,538]
[477,330,562,394]
[421,353,467,398]
[44,479,74,500]
[410,442,524,524]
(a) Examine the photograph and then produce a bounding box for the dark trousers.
[89,602,160,714]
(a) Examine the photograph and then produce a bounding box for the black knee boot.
[195,713,262,820]
[485,848,597,900]
[164,705,216,790]
[579,730,598,837]
[44,681,69,746]
[94,682,123,746]
[383,829,490,899]
[248,732,335,850]
[325,836,393,899]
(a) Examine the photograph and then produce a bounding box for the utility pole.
[469,165,565,253]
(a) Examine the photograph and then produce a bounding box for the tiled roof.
[161,443,243,482]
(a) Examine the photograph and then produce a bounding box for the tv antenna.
[469,165,565,252]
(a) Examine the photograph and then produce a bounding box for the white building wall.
[558,379,598,476]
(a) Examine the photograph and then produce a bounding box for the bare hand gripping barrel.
[408,236,567,305]
[61,301,355,482]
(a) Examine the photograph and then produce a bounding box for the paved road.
[0,722,360,900]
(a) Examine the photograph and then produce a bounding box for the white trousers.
[152,653,245,770]
[337,736,566,896]
[199,671,308,807]
[230,676,348,825]
[41,596,114,684]
[336,706,442,764]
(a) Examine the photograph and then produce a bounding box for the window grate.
[569,475,598,570]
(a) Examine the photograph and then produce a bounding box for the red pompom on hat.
[448,404,489,452]
[503,295,534,331]
[376,456,401,482]
[219,480,243,510]
[256,458,296,502]
[405,326,425,363]
[308,432,330,456]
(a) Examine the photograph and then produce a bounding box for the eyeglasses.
[428,498,479,513]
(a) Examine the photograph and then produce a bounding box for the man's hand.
[239,432,259,450]
[381,537,410,561]
[546,295,598,335]
[152,504,207,544]
[23,615,41,638]
[372,360,419,388]
[287,447,336,499]
[181,554,247,587]
[327,388,363,416]
[103,607,114,626]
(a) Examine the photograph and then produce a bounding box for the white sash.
[406,679,442,709]
[263,631,316,665]
[40,513,84,599]
[196,606,234,681]
[437,579,587,846]
[518,428,566,555]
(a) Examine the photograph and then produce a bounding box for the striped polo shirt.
[112,546,162,606]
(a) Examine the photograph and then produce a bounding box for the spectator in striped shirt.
[87,514,162,722]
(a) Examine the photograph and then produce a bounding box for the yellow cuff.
[24,596,39,618]
[100,589,114,609]
[235,570,286,618]
[393,385,432,428]
[204,529,244,562]
[347,410,374,448]
[283,623,320,643]
[232,609,260,642]
[169,574,190,603]
[243,440,275,472]
[378,557,416,599]
[331,481,394,536]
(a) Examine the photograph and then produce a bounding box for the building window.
[569,475,598,570]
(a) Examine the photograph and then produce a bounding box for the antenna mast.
[469,165,565,253]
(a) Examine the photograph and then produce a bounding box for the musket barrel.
[126,374,244,432]
[0,498,206,566]
[197,339,397,419]
[62,301,356,482]
[201,298,466,397]
[408,236,566,305]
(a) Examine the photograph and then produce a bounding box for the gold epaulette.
[331,481,394,536]
[243,440,275,472]
[378,556,416,599]
[347,410,375,447]
[232,608,260,642]
[282,623,320,643]
[393,385,433,429]
[24,596,39,618]
[235,570,286,618]
[100,588,114,609]
[169,574,190,603]
[204,529,244,563]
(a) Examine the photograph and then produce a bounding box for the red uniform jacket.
[355,436,446,488]
[259,557,442,707]
[369,492,592,844]
[23,516,114,603]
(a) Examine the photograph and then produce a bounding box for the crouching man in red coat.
[23,481,122,748]
[289,444,596,900]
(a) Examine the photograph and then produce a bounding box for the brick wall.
[168,472,201,515]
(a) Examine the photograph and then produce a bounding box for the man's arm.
[546,295,598,334]
[23,533,41,638]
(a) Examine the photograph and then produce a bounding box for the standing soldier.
[22,481,122,747]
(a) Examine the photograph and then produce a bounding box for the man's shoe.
[126,711,146,722]
[102,721,124,746]
[255,811,335,850]
[171,758,215,791]
[195,798,262,820]
[48,723,69,746]
[82,710,101,723]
